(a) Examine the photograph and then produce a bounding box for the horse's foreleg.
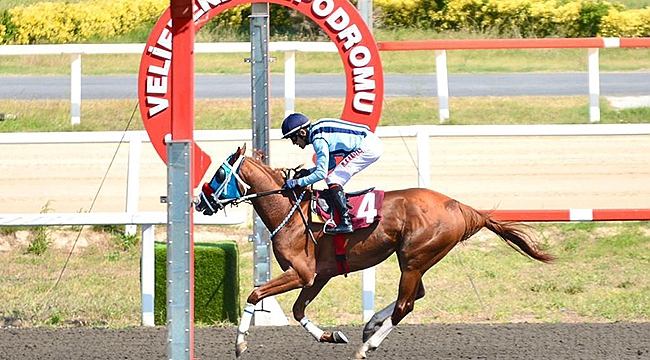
[355,271,423,359]
[292,278,349,344]
[236,268,305,358]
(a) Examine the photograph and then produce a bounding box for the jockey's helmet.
[281,113,310,139]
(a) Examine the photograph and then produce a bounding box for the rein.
[269,190,306,238]
[206,153,316,244]
[217,188,284,207]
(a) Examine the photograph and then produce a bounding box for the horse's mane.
[248,149,311,190]
[247,150,286,187]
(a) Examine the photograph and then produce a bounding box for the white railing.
[1,124,649,324]
[3,38,649,124]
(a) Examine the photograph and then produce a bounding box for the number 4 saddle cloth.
[310,187,385,231]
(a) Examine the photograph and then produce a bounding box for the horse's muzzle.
[194,192,220,216]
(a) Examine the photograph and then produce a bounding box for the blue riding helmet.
[281,113,310,138]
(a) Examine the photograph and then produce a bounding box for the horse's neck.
[242,159,296,229]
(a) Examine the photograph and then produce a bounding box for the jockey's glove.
[294,168,312,179]
[284,178,299,189]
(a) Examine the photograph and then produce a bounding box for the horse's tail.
[457,202,554,263]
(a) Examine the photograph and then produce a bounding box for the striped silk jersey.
[296,118,373,187]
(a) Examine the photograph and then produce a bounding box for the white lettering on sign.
[309,0,376,114]
[194,0,232,20]
[353,67,374,91]
[357,192,377,224]
[145,21,173,117]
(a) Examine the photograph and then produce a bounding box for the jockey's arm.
[296,138,328,187]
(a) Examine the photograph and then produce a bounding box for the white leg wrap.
[367,318,394,348]
[358,318,395,358]
[237,303,255,343]
[300,317,325,341]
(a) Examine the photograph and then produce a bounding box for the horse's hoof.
[332,330,349,344]
[235,342,248,358]
[355,347,368,359]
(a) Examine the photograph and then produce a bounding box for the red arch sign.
[138,0,384,179]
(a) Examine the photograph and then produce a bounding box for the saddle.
[311,187,384,276]
[311,187,385,231]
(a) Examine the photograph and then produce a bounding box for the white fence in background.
[3,38,650,124]
[1,124,649,325]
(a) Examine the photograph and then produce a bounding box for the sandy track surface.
[1,135,648,215]
[1,323,649,360]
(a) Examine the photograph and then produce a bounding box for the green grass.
[4,221,647,328]
[236,221,650,325]
[2,42,650,76]
[1,96,648,134]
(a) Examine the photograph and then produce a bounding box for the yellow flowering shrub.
[600,8,650,37]
[1,0,649,43]
[6,0,167,44]
[438,0,619,37]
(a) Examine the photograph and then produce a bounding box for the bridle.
[198,154,316,244]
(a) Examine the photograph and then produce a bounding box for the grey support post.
[249,3,288,326]
[166,140,193,359]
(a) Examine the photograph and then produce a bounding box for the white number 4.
[357,192,377,224]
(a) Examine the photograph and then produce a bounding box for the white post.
[70,54,82,125]
[435,50,450,123]
[141,224,155,326]
[362,266,375,322]
[357,0,373,32]
[125,133,142,236]
[588,48,601,123]
[417,128,430,188]
[284,51,296,117]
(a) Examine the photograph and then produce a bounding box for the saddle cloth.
[311,188,385,231]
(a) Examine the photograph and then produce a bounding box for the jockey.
[281,113,383,234]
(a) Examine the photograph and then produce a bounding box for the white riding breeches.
[326,133,382,186]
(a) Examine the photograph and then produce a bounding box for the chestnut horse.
[196,144,554,359]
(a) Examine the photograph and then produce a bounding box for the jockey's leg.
[326,183,353,234]
[236,268,306,358]
[293,277,349,344]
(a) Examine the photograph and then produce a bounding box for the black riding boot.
[327,185,353,234]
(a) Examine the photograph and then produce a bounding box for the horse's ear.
[241,143,246,154]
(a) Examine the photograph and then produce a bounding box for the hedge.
[2,0,649,45]
[154,241,240,325]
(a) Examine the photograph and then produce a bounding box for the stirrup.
[325,221,353,234]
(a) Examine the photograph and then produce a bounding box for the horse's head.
[195,144,250,215]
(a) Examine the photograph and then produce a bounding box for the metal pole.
[166,140,193,360]
[168,0,196,358]
[251,2,271,288]
[250,2,288,326]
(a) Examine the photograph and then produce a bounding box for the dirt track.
[2,323,649,360]
[1,135,649,214]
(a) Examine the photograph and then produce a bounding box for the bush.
[154,241,240,325]
[2,0,649,44]
[600,7,650,36]
[3,0,167,44]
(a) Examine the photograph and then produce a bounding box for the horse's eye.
[215,167,226,183]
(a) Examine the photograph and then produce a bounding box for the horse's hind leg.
[362,280,425,342]
[292,277,349,344]
[356,270,423,359]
